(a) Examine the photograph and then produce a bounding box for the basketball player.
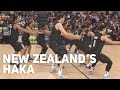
[49,13,81,79]
[74,22,94,67]
[22,19,38,61]
[8,17,19,65]
[9,15,42,68]
[89,24,120,79]
[37,12,51,56]
[37,25,49,57]
[57,23,72,68]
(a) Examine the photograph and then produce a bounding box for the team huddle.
[8,13,120,79]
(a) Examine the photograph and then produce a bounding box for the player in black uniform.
[89,24,120,79]
[37,12,50,56]
[49,13,80,79]
[75,22,94,67]
[37,25,49,56]
[75,22,94,54]
[9,15,41,68]
[22,19,37,60]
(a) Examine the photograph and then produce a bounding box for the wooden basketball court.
[0,44,120,79]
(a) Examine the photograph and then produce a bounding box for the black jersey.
[22,26,30,40]
[79,30,91,46]
[37,24,46,42]
[9,24,23,52]
[91,32,105,54]
[10,24,19,41]
[49,22,63,45]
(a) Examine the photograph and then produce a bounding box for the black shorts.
[22,39,31,46]
[10,40,23,52]
[95,53,111,63]
[81,46,91,54]
[37,40,47,48]
[49,42,68,57]
[37,39,46,45]
[37,35,45,43]
[75,41,91,54]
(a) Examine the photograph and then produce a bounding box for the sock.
[90,67,94,71]
[52,63,55,69]
[104,71,109,77]
[58,68,62,76]
[87,63,91,67]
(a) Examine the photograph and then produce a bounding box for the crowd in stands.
[0,11,120,44]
